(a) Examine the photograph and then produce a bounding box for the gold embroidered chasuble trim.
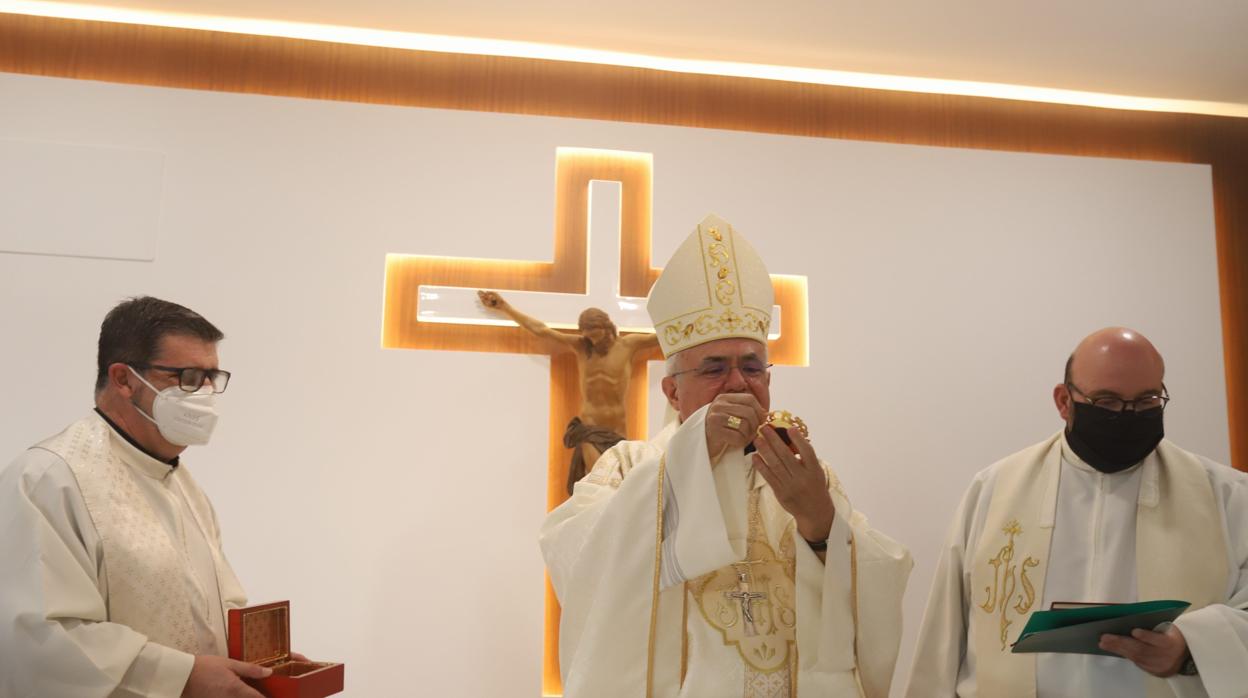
[688,487,797,695]
[647,457,864,697]
[969,435,1059,698]
[977,519,1040,651]
[646,456,666,698]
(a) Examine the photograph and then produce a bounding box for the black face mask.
[1066,402,1165,474]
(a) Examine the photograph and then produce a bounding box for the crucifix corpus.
[478,290,658,492]
[727,561,769,633]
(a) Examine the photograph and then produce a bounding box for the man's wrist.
[796,513,834,546]
[802,536,829,552]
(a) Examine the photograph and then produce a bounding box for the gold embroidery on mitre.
[691,491,797,678]
[979,520,1040,651]
[658,310,770,353]
[702,224,736,307]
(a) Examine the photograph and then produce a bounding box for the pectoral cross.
[726,562,768,635]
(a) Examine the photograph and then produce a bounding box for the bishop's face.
[662,338,771,422]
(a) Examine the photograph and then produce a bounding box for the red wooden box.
[227,601,344,698]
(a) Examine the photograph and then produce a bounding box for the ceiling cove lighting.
[4,0,1246,119]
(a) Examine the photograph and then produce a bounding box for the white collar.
[1058,430,1159,507]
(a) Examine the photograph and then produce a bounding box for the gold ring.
[726,415,743,431]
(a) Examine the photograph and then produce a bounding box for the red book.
[227,601,344,698]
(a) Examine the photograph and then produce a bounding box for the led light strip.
[4,0,1246,119]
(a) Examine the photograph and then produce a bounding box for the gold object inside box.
[757,410,809,441]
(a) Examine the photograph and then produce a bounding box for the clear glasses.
[1066,382,1169,414]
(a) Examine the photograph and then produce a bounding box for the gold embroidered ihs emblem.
[979,519,1040,650]
[690,492,797,675]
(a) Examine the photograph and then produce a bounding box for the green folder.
[1011,599,1190,656]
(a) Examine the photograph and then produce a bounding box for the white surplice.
[904,432,1248,698]
[0,412,247,698]
[541,405,913,697]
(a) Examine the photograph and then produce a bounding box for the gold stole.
[971,433,1229,698]
[688,486,799,697]
[647,457,865,698]
[39,415,209,655]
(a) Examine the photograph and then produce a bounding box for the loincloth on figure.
[562,416,626,494]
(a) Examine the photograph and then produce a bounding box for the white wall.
[0,72,1228,696]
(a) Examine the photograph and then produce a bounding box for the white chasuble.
[905,431,1248,698]
[0,413,247,698]
[540,405,912,697]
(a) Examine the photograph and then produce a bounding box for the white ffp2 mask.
[128,367,220,446]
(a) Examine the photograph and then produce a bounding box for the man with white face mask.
[0,296,273,698]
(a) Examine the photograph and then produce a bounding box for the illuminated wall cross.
[381,147,809,696]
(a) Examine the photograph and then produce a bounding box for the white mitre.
[646,214,774,358]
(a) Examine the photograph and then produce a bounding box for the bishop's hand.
[1098,625,1190,678]
[705,393,767,463]
[751,426,835,544]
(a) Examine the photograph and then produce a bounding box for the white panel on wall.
[0,138,164,261]
[0,72,1225,696]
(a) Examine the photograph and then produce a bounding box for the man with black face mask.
[905,327,1248,698]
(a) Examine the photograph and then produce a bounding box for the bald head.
[1066,327,1165,391]
[1055,327,1166,425]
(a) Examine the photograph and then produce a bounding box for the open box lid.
[230,600,291,666]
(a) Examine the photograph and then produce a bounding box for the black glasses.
[1067,382,1169,415]
[669,359,773,382]
[133,364,232,393]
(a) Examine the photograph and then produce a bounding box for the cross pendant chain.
[726,561,768,635]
